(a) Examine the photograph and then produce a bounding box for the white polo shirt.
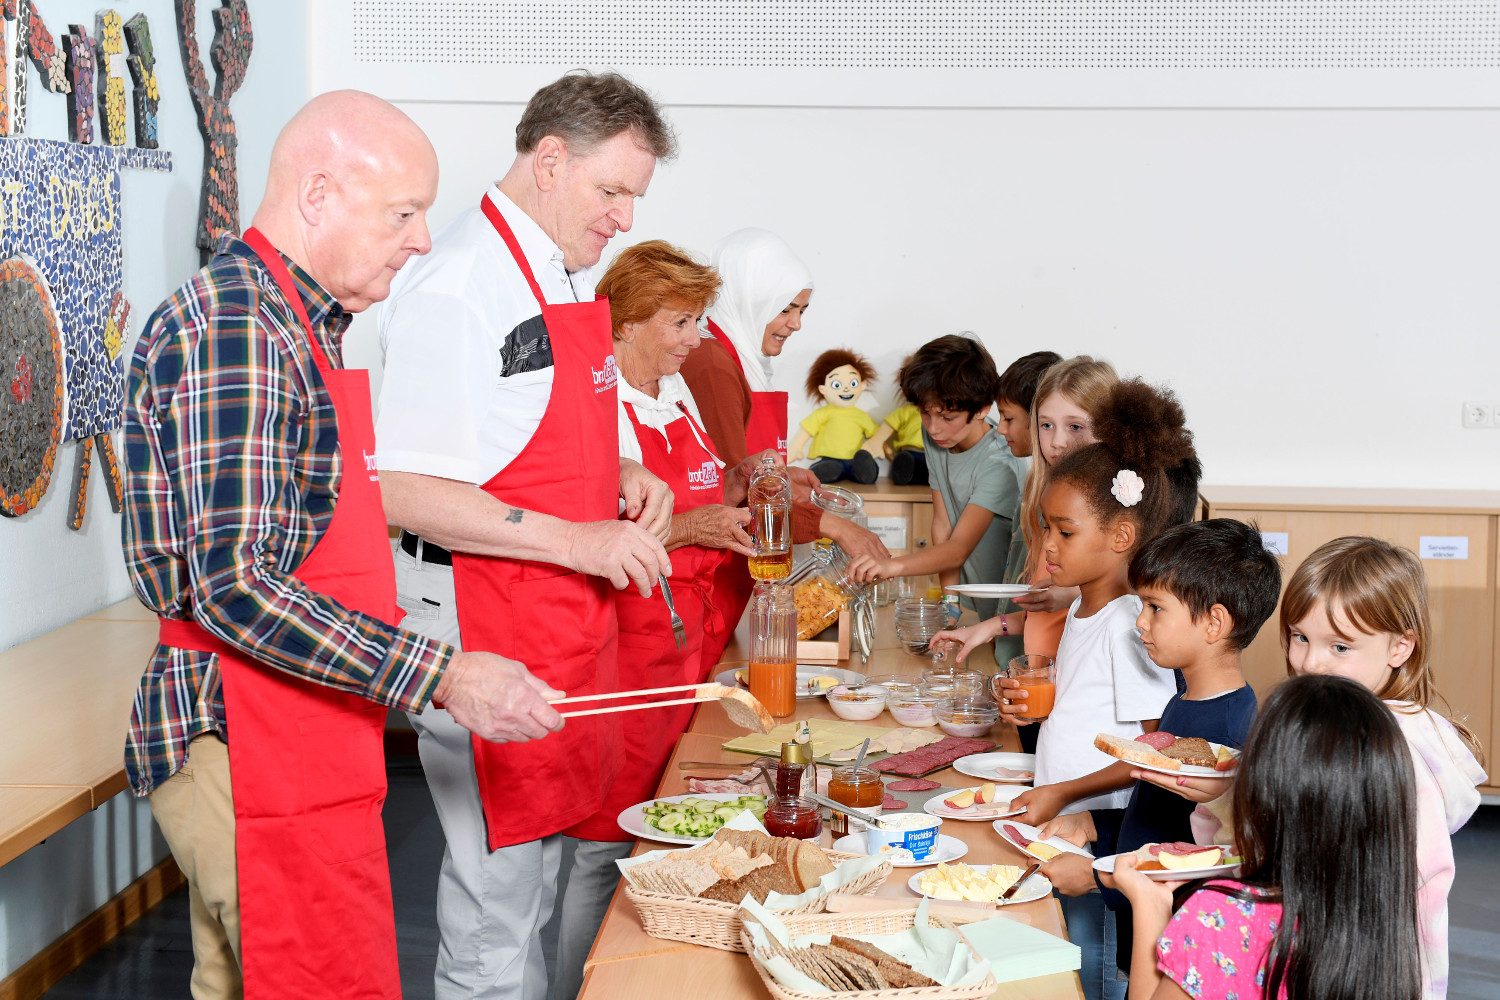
[376,187,596,485]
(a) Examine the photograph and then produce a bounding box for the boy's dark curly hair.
[1050,378,1200,551]
[897,334,999,416]
[804,349,877,401]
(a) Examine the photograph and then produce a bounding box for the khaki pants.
[149,732,243,1000]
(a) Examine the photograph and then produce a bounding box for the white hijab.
[705,228,814,393]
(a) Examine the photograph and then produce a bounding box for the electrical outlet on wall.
[1463,402,1495,429]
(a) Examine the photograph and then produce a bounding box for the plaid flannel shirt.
[121,234,452,796]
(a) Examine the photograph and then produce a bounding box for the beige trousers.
[149,732,244,1000]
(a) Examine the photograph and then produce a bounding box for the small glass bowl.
[886,686,939,727]
[826,683,889,721]
[933,697,1000,738]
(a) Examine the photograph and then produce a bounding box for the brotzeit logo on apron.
[363,449,379,482]
[592,354,618,394]
[686,460,720,491]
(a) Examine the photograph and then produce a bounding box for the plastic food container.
[885,683,939,727]
[863,812,943,861]
[934,698,1000,738]
[826,684,888,721]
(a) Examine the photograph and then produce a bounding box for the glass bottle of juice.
[749,583,797,718]
[747,457,792,580]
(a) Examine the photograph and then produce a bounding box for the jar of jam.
[827,765,884,838]
[777,741,814,799]
[764,795,822,840]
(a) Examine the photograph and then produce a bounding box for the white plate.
[832,832,969,868]
[906,866,1053,905]
[953,752,1036,783]
[616,793,767,845]
[992,819,1094,860]
[715,665,866,700]
[1092,852,1241,882]
[1122,741,1241,778]
[922,785,1024,821]
[944,584,1043,599]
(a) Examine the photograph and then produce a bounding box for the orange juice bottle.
[748,583,797,717]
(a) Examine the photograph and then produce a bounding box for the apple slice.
[975,782,998,804]
[943,789,977,810]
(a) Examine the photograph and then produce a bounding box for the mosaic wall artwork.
[95,11,127,146]
[123,13,158,149]
[0,137,172,521]
[0,255,62,517]
[177,0,251,263]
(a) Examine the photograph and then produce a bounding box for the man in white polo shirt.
[375,72,677,1000]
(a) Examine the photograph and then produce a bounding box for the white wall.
[346,101,1500,492]
[0,0,308,652]
[0,0,309,979]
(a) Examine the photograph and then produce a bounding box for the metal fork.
[660,577,685,649]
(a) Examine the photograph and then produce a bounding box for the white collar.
[484,185,592,289]
[617,374,721,464]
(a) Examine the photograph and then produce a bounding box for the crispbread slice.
[710,853,772,881]
[877,958,937,988]
[1094,732,1180,771]
[813,944,883,990]
[697,860,801,904]
[828,934,904,968]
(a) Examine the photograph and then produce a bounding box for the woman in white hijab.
[680,228,889,672]
[683,228,814,462]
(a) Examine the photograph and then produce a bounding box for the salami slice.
[1149,842,1208,856]
[887,778,941,791]
[882,794,908,810]
[1135,731,1177,750]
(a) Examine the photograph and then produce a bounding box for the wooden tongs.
[549,683,775,733]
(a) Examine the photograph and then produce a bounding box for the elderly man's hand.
[620,458,674,541]
[567,520,672,597]
[435,651,565,743]
[684,505,755,555]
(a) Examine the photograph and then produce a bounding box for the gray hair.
[515,71,676,160]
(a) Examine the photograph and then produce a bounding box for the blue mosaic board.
[0,136,170,440]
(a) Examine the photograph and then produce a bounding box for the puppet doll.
[788,349,880,484]
[863,400,927,485]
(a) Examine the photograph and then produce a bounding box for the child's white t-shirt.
[1032,594,1177,813]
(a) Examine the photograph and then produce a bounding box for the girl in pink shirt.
[1115,673,1422,1000]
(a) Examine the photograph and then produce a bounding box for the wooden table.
[578,605,1084,1000]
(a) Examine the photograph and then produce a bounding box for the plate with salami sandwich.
[1093,843,1242,882]
[1095,732,1240,778]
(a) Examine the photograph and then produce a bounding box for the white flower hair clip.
[1111,470,1145,508]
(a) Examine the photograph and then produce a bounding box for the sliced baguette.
[1094,732,1181,771]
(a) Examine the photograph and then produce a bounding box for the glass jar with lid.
[811,484,867,530]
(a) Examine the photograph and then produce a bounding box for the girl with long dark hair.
[1115,674,1423,1000]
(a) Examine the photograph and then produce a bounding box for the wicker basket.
[738,908,999,1000]
[622,852,892,953]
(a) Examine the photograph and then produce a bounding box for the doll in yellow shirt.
[788,349,880,484]
[864,401,927,485]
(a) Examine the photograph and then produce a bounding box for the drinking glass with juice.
[1002,654,1056,722]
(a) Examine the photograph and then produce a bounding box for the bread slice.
[829,935,905,968]
[1094,732,1180,771]
[1161,737,1218,769]
[792,840,837,891]
[829,935,938,988]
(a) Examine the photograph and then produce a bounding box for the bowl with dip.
[825,683,888,721]
[934,698,999,738]
[885,683,939,727]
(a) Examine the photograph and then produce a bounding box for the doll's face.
[817,365,866,408]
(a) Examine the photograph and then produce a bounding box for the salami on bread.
[1094,732,1181,770]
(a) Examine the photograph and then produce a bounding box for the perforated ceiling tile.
[350,1,1500,69]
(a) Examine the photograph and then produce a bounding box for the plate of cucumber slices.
[616,793,770,845]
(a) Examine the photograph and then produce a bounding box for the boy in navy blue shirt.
[1035,518,1281,974]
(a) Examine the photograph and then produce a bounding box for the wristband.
[999,616,1009,635]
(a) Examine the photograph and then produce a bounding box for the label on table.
[868,516,908,549]
[1419,536,1469,560]
[1260,531,1289,556]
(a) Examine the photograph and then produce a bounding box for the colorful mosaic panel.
[63,24,93,144]
[95,11,127,146]
[0,137,171,443]
[123,13,159,149]
[0,255,62,517]
[177,0,251,261]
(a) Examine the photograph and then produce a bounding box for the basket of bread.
[618,820,892,952]
[738,897,998,999]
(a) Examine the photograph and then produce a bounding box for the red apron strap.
[241,228,333,375]
[705,319,742,371]
[479,194,548,308]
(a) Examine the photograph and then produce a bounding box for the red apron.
[454,195,621,850]
[156,227,402,999]
[699,320,785,674]
[707,318,787,461]
[570,401,728,841]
